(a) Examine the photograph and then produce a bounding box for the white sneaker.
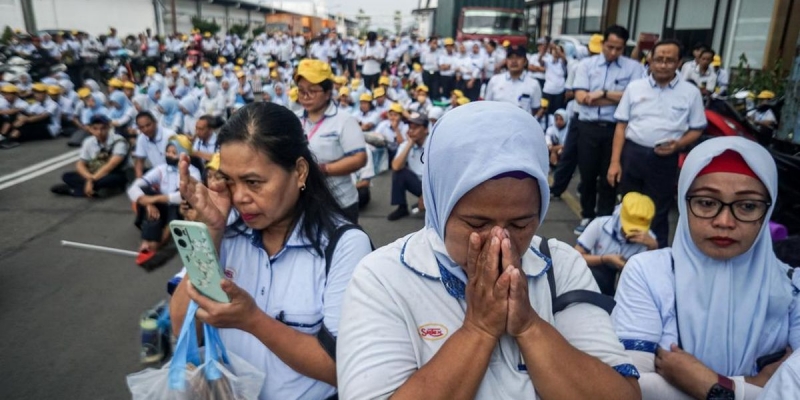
[573,218,591,235]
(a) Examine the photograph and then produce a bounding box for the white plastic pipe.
[61,240,139,257]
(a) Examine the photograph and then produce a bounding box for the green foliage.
[252,24,266,38]
[730,53,787,96]
[191,17,221,36]
[1,26,13,45]
[228,23,249,38]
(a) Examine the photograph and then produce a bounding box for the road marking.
[0,151,80,191]
[0,150,80,185]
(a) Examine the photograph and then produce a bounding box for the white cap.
[428,107,444,120]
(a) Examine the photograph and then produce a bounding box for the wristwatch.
[706,375,735,400]
[602,89,608,99]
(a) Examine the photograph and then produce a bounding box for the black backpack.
[540,237,616,315]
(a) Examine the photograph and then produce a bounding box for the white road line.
[0,154,79,191]
[0,149,81,185]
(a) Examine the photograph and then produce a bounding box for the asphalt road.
[0,136,586,399]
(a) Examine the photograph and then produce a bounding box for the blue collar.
[147,128,163,144]
[505,71,526,82]
[601,55,621,67]
[648,73,681,89]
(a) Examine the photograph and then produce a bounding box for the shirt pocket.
[613,77,631,91]
[670,105,689,121]
[277,310,324,335]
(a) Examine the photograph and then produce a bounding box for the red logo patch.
[418,323,448,340]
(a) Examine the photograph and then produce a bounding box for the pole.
[171,0,178,34]
[61,240,139,258]
[20,0,37,33]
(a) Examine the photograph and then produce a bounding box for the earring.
[300,183,306,191]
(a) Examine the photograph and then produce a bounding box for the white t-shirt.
[362,43,385,75]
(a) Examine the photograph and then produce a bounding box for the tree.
[1,26,13,45]
[191,17,221,36]
[252,24,266,38]
[228,23,249,39]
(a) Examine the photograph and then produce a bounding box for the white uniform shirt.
[420,47,439,73]
[614,75,707,148]
[374,120,408,144]
[527,52,550,80]
[43,98,61,137]
[438,52,457,77]
[576,216,652,260]
[79,132,129,162]
[683,66,718,92]
[545,124,569,146]
[127,163,200,204]
[132,126,174,167]
[543,57,567,94]
[393,140,424,180]
[759,351,800,399]
[455,54,480,80]
[572,55,645,122]
[192,132,218,154]
[337,232,637,399]
[362,43,385,75]
[484,71,542,114]
[217,220,372,400]
[300,102,367,208]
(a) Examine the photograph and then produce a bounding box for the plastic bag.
[126,301,265,399]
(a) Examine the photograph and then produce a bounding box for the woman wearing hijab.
[612,136,800,399]
[178,95,200,137]
[337,101,640,399]
[270,82,289,107]
[108,91,136,138]
[171,102,373,399]
[157,98,183,133]
[199,80,226,125]
[83,79,107,106]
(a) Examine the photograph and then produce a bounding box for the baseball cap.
[378,76,390,86]
[757,90,775,100]
[452,89,464,98]
[456,96,470,105]
[0,84,19,94]
[123,82,136,90]
[218,56,227,64]
[350,79,362,88]
[588,34,603,54]
[169,134,193,156]
[506,45,527,58]
[406,111,428,126]
[206,153,221,171]
[502,40,511,47]
[47,85,62,95]
[213,69,223,77]
[288,86,299,102]
[294,59,334,85]
[359,93,373,102]
[620,192,655,234]
[334,76,348,85]
[417,84,429,93]
[32,83,48,92]
[373,87,386,98]
[443,37,455,46]
[712,55,721,67]
[338,87,350,97]
[389,102,403,113]
[77,87,92,99]
[108,78,123,88]
[89,115,110,125]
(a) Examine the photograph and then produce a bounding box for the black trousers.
[363,73,379,91]
[422,71,440,100]
[618,140,679,248]
[439,75,455,100]
[341,202,359,225]
[550,113,581,196]
[391,168,422,207]
[591,263,619,297]
[543,92,566,114]
[576,120,616,219]
[17,119,52,141]
[133,186,181,242]
[457,79,480,101]
[62,170,127,197]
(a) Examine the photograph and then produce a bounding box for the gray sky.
[331,0,418,28]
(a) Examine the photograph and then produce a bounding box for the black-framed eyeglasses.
[685,196,771,223]
[297,88,325,98]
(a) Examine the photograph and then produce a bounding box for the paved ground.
[0,135,645,399]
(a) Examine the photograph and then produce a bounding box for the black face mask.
[757,104,771,112]
[165,157,179,167]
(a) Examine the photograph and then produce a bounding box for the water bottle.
[140,312,163,364]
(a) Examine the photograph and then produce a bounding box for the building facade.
[524,0,800,70]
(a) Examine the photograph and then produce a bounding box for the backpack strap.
[540,237,616,315]
[318,223,373,361]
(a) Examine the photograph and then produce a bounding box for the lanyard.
[305,116,326,141]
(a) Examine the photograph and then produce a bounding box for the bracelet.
[319,163,329,175]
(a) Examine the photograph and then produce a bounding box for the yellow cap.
[186,61,194,68]
[334,76,348,85]
[417,84,429,93]
[270,70,279,78]
[588,34,603,54]
[620,192,655,234]
[206,153,221,171]
[456,96,470,105]
[378,76,390,86]
[71,30,79,35]
[32,83,48,92]
[108,78,123,88]
[359,39,365,46]
[47,85,62,95]
[288,86,299,102]
[181,34,188,41]
[540,98,549,108]
[236,58,244,65]
[389,102,403,113]
[443,37,455,46]
[233,65,242,72]
[146,66,157,76]
[294,59,334,85]
[452,89,463,98]
[218,57,227,64]
[204,32,211,38]
[213,69,223,77]
[350,79,361,88]
[757,90,775,99]
[373,87,386,98]
[413,63,422,72]
[202,61,211,68]
[123,82,136,90]
[236,71,245,78]
[169,134,193,156]
[712,55,721,67]
[268,61,277,68]
[502,40,511,47]
[0,84,19,94]
[77,87,92,99]
[338,87,350,97]
[359,93,373,102]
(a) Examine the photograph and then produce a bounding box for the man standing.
[437,38,458,101]
[387,111,429,221]
[484,45,542,117]
[420,38,440,100]
[571,25,644,235]
[607,39,706,248]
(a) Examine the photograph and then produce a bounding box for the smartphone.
[756,350,787,372]
[169,220,230,303]
[654,138,672,148]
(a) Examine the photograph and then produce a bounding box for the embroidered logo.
[418,323,448,340]
[224,268,234,279]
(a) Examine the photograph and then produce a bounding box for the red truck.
[456,7,527,46]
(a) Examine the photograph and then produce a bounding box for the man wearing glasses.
[607,39,707,248]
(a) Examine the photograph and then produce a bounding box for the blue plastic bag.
[127,301,265,399]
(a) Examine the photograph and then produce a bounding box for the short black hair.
[603,25,630,43]
[89,115,110,126]
[693,42,709,51]
[319,79,334,93]
[701,48,716,58]
[135,111,156,124]
[197,115,216,128]
[652,39,684,59]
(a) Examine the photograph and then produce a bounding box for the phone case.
[169,220,230,303]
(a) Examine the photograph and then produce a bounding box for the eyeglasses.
[297,88,325,98]
[651,58,679,65]
[685,196,771,223]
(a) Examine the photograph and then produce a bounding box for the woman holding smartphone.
[171,102,373,400]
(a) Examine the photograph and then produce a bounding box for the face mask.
[165,156,179,167]
[417,95,427,103]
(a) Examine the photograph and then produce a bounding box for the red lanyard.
[305,116,326,141]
